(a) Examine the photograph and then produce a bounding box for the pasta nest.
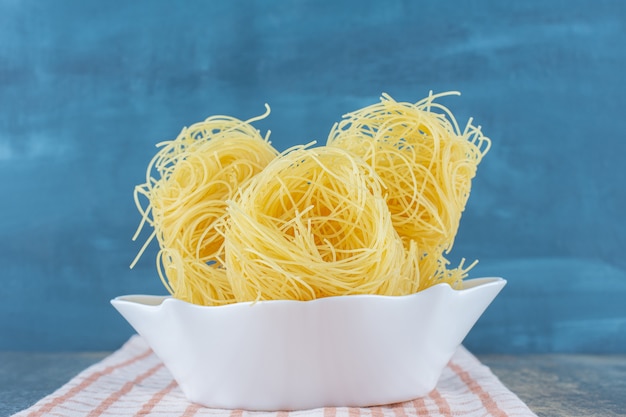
[222,145,418,302]
[133,111,279,305]
[327,92,490,253]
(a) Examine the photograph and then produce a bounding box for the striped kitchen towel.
[14,335,536,417]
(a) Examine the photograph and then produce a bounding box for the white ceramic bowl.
[112,277,505,411]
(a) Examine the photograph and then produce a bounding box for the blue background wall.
[1,0,625,353]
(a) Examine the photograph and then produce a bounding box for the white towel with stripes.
[14,335,536,417]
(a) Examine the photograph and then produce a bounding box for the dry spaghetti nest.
[223,146,419,302]
[132,92,490,305]
[132,107,278,305]
[327,92,490,252]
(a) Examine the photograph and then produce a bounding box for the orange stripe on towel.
[391,401,409,417]
[230,408,244,417]
[181,402,202,417]
[370,405,385,417]
[134,378,178,417]
[348,406,361,417]
[323,407,337,417]
[27,347,153,417]
[429,389,452,416]
[449,361,508,417]
[86,362,164,417]
[412,397,431,416]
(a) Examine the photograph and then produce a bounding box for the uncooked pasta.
[131,107,279,305]
[327,92,490,251]
[222,145,420,302]
[326,92,490,289]
[131,92,490,304]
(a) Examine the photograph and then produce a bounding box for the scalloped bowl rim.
[113,276,503,308]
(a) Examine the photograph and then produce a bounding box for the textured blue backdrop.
[1,0,625,353]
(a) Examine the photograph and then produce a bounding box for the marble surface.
[2,351,625,417]
[0,351,109,417]
[481,354,626,417]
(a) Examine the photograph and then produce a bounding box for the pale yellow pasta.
[131,92,490,305]
[222,145,420,302]
[131,107,279,305]
[327,92,490,289]
[327,92,490,251]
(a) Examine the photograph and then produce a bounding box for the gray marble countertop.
[480,354,626,417]
[1,351,625,417]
